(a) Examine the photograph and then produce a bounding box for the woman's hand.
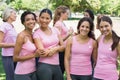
[47,47,58,57]
[66,75,72,80]
[36,49,48,57]
[68,27,74,36]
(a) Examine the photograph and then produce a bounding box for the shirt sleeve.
[33,29,41,39]
[54,21,62,29]
[53,27,60,35]
[0,23,7,33]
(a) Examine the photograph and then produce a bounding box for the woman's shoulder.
[33,28,41,34]
[34,28,40,32]
[54,20,62,26]
[97,35,103,42]
[17,31,26,39]
[0,22,11,28]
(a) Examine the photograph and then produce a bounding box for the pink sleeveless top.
[33,27,60,65]
[15,40,36,74]
[70,36,93,75]
[94,35,118,80]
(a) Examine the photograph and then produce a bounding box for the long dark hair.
[84,9,94,21]
[77,17,95,40]
[98,16,120,51]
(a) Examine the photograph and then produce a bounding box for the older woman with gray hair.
[0,7,17,80]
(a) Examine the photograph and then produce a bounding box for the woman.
[33,8,64,80]
[65,17,97,80]
[13,11,38,80]
[0,8,17,80]
[96,14,104,29]
[53,5,73,74]
[84,9,94,21]
[84,9,95,76]
[93,16,120,80]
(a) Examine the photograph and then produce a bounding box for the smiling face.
[39,12,51,28]
[23,14,36,30]
[99,21,112,36]
[79,21,90,36]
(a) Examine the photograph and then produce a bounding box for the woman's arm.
[47,34,65,57]
[13,34,37,62]
[92,40,98,67]
[117,41,120,79]
[34,38,48,57]
[55,25,73,41]
[64,37,72,80]
[0,31,15,48]
[63,27,73,41]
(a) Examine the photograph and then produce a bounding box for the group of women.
[0,5,120,80]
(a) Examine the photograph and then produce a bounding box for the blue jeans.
[2,56,15,80]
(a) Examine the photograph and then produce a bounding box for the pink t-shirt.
[15,40,36,74]
[94,35,118,80]
[54,21,68,38]
[33,27,60,65]
[0,22,17,56]
[70,36,93,75]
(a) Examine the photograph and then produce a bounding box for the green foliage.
[0,0,120,16]
[9,0,22,11]
[0,2,8,11]
[9,0,51,11]
[114,1,120,16]
[50,0,72,10]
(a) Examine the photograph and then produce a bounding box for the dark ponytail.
[111,30,120,51]
[98,16,120,51]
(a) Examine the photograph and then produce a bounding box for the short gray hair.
[2,7,16,22]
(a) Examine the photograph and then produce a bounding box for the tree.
[9,0,50,11]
